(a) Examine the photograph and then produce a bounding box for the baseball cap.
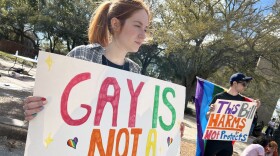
[230,73,253,83]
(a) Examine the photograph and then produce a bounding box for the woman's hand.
[23,96,47,121]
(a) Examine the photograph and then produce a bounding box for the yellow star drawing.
[45,54,53,71]
[44,133,54,148]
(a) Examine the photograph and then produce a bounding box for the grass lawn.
[0,51,33,67]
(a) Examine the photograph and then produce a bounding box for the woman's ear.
[111,17,121,33]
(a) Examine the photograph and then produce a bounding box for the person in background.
[250,111,258,136]
[22,0,185,135]
[266,118,276,137]
[206,72,261,156]
[265,141,278,156]
[241,135,269,156]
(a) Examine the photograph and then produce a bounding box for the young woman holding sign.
[23,0,149,121]
[22,0,185,135]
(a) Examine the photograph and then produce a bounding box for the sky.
[258,0,276,8]
[256,0,276,15]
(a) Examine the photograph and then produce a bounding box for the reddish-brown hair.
[269,141,278,149]
[88,0,151,47]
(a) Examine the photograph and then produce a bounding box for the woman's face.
[113,9,149,52]
[266,145,275,154]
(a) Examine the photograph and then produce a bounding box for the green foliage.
[129,43,166,76]
[153,0,280,107]
[0,0,38,47]
[32,0,97,52]
[0,0,100,53]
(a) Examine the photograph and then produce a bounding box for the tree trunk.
[183,76,197,112]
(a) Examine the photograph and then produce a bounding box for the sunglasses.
[237,81,248,87]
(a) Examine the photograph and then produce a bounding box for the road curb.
[0,116,27,141]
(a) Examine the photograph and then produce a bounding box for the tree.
[153,0,280,107]
[33,0,97,53]
[51,0,94,51]
[0,0,99,53]
[129,43,164,76]
[0,0,39,49]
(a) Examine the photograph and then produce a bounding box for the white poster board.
[24,52,186,156]
[203,99,257,142]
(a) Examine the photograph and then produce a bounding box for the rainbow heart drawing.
[167,137,173,146]
[67,137,78,149]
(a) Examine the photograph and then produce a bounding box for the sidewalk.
[0,58,35,155]
[0,121,27,156]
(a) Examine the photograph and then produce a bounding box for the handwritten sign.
[202,99,257,142]
[24,52,186,156]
